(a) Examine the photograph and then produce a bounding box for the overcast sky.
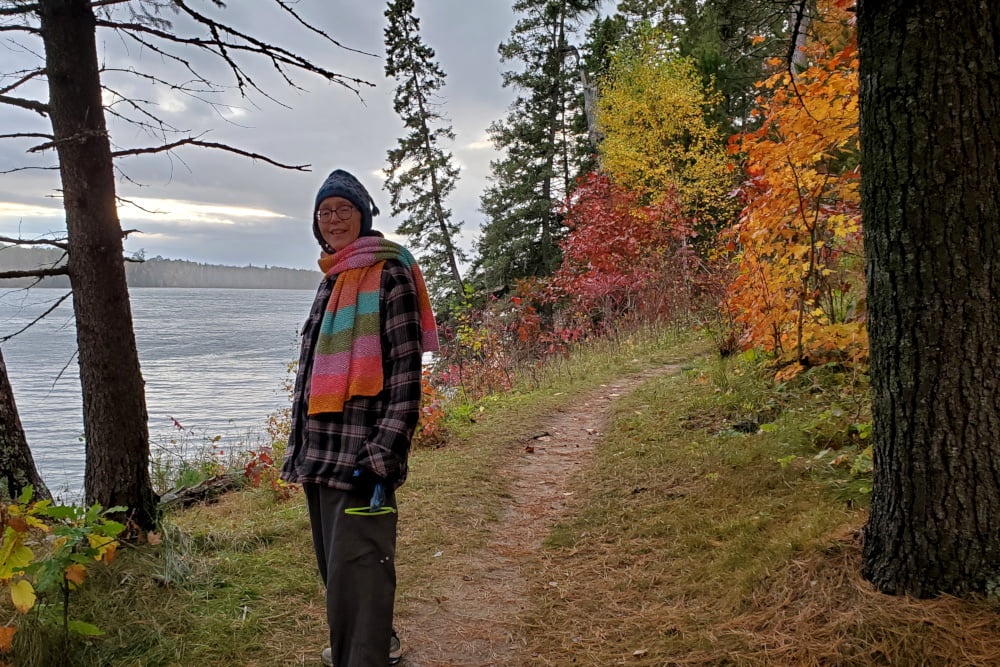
[0,1,606,271]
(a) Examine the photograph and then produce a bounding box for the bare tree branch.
[0,291,72,343]
[101,21,303,107]
[100,73,242,129]
[0,94,48,116]
[96,8,374,94]
[111,137,310,170]
[113,163,156,188]
[27,128,106,153]
[115,29,217,89]
[52,349,79,388]
[0,235,68,249]
[3,33,44,61]
[102,83,181,136]
[0,24,38,34]
[273,0,378,58]
[0,4,37,17]
[104,105,178,140]
[0,266,69,280]
[0,0,144,16]
[0,132,53,141]
[0,165,59,175]
[101,66,220,96]
[172,0,374,91]
[116,194,159,214]
[91,0,132,8]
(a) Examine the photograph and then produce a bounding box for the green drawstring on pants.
[344,506,397,516]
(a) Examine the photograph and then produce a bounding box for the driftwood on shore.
[157,471,246,511]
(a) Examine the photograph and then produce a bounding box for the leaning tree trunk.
[38,0,156,528]
[0,347,50,502]
[858,0,1000,597]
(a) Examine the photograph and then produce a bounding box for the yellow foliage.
[597,29,733,225]
[0,527,33,582]
[10,579,34,614]
[87,532,118,563]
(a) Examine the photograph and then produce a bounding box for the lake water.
[0,286,318,501]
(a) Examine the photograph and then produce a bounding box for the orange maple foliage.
[724,0,866,368]
[65,563,87,586]
[0,625,15,652]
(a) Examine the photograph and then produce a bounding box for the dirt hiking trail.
[395,363,683,666]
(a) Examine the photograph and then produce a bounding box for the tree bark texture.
[859,0,1000,597]
[38,0,156,528]
[0,347,50,502]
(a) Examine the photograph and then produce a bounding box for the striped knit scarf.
[307,236,439,415]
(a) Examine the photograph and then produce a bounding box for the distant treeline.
[0,245,319,290]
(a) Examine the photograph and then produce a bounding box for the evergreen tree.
[475,0,600,293]
[383,0,466,306]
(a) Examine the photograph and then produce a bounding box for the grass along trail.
[395,363,684,666]
[17,332,1000,665]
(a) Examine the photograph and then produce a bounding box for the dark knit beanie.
[312,169,380,248]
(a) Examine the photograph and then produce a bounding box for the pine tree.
[475,0,600,293]
[383,0,465,306]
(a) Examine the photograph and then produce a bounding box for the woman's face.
[316,196,361,252]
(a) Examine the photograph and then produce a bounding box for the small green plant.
[150,427,233,494]
[0,487,125,653]
[777,454,797,468]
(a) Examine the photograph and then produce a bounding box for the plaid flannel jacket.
[279,259,423,491]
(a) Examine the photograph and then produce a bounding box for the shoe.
[320,633,401,666]
[389,630,402,665]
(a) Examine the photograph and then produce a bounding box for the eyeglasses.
[316,205,356,223]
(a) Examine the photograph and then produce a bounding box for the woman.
[280,169,437,666]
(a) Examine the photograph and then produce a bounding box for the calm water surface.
[0,286,317,500]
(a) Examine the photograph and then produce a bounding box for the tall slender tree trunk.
[412,85,464,293]
[0,347,50,502]
[859,0,1000,597]
[38,0,156,527]
[539,12,567,276]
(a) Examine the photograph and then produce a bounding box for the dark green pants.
[304,483,397,667]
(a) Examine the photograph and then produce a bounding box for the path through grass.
[9,331,1000,666]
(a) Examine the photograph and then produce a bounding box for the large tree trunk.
[38,0,156,528]
[0,347,50,502]
[858,0,1000,597]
